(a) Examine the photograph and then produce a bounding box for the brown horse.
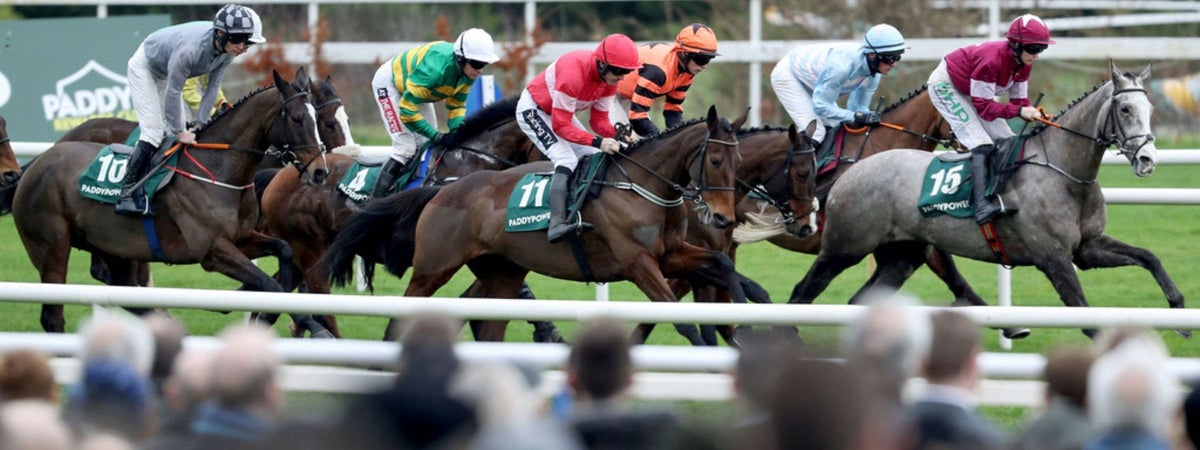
[322,106,748,341]
[260,95,542,337]
[645,124,820,346]
[0,115,21,187]
[13,68,328,332]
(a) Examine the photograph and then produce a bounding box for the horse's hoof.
[311,329,335,339]
[1002,328,1032,340]
[533,329,567,344]
[1176,329,1193,339]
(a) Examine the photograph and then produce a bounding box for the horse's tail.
[732,210,788,244]
[319,186,441,292]
[0,157,35,216]
[253,169,279,205]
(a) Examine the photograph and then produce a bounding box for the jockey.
[927,14,1053,224]
[370,28,501,199]
[516,33,641,243]
[770,24,906,145]
[612,24,719,138]
[182,74,230,121]
[117,4,265,216]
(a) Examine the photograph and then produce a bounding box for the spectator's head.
[79,312,154,377]
[567,318,633,403]
[1042,345,1095,409]
[451,361,543,429]
[1088,336,1180,437]
[396,313,462,387]
[162,349,216,413]
[923,311,981,386]
[1095,326,1169,361]
[0,400,72,450]
[210,325,282,417]
[734,331,804,414]
[772,359,866,450]
[841,291,930,401]
[76,432,135,450]
[143,313,186,385]
[0,349,57,402]
[64,360,154,441]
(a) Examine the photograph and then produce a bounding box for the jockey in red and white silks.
[516,33,641,243]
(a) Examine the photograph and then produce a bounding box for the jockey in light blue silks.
[770,24,907,144]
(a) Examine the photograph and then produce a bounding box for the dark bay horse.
[649,124,819,346]
[260,95,538,337]
[0,114,21,187]
[322,106,747,341]
[13,68,329,332]
[790,61,1183,337]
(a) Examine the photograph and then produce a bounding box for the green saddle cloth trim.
[336,160,418,205]
[124,127,140,147]
[505,156,605,233]
[917,158,974,219]
[79,145,177,204]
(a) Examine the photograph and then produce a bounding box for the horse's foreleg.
[297,244,341,338]
[1034,257,1097,338]
[465,257,528,342]
[849,242,928,304]
[237,231,297,292]
[1074,234,1188,338]
[789,252,864,304]
[660,244,746,303]
[628,251,704,346]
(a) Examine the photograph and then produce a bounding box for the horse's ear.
[272,69,288,92]
[788,123,799,145]
[294,66,311,91]
[1137,63,1152,84]
[1109,59,1122,83]
[732,106,750,130]
[706,105,719,131]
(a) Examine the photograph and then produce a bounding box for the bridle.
[267,90,327,176]
[1027,83,1153,184]
[604,129,738,210]
[739,141,817,225]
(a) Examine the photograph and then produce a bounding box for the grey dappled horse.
[789,60,1184,338]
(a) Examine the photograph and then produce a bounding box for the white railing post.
[749,0,763,127]
[998,265,1012,349]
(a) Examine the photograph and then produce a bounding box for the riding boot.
[371,158,406,199]
[547,165,591,243]
[115,140,157,216]
[970,144,1002,225]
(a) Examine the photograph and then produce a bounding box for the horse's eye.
[709,157,721,167]
[1121,106,1131,114]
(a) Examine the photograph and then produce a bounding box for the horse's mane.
[624,117,710,154]
[880,85,929,114]
[737,125,788,136]
[441,95,520,146]
[196,84,276,133]
[1028,79,1113,138]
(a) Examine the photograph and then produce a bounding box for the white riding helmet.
[454,28,501,64]
[860,23,906,54]
[214,4,266,44]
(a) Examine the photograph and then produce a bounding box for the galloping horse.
[790,61,1183,337]
[0,115,21,187]
[648,124,819,345]
[260,95,539,337]
[13,68,329,332]
[322,106,747,341]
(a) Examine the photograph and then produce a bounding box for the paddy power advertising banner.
[0,15,169,142]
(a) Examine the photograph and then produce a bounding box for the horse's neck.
[867,94,945,152]
[188,96,274,182]
[737,132,786,184]
[1029,84,1112,182]
[621,128,702,189]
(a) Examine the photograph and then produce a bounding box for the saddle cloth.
[78,145,177,205]
[504,154,607,232]
[336,147,432,203]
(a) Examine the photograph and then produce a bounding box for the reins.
[877,121,957,148]
[736,142,817,225]
[1024,85,1152,185]
[603,131,738,209]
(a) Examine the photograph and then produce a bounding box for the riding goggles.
[1022,44,1048,55]
[227,33,255,45]
[606,65,634,76]
[877,52,903,65]
[689,53,715,66]
[466,59,489,70]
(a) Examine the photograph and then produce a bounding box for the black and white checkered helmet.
[214,4,266,44]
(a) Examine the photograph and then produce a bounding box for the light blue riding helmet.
[861,24,907,54]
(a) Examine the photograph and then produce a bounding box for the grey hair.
[841,290,931,381]
[1088,337,1180,436]
[79,311,155,376]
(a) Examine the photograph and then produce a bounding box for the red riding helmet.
[1006,14,1055,45]
[594,34,642,70]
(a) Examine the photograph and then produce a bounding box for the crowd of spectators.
[0,297,1196,450]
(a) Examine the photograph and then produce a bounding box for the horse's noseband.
[268,90,327,175]
[1106,87,1154,159]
